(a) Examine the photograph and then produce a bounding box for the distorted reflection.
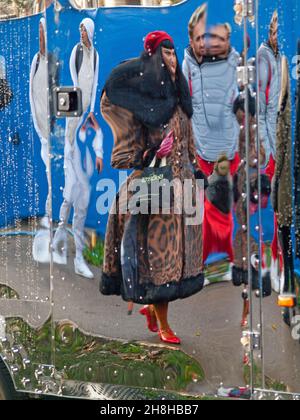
[0,0,300,401]
[51,17,103,278]
[69,0,180,9]
[0,56,13,109]
[0,0,50,20]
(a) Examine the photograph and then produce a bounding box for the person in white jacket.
[53,18,103,279]
[29,17,51,228]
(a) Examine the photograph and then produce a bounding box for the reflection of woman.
[29,18,53,228]
[233,97,271,326]
[53,18,102,280]
[100,31,204,345]
[272,56,294,296]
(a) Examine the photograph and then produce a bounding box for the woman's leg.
[153,302,170,332]
[153,302,181,344]
[143,305,158,323]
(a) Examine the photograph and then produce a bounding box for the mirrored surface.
[0,0,48,21]
[69,0,184,9]
[45,0,255,399]
[252,0,300,394]
[0,9,53,395]
[1,0,300,400]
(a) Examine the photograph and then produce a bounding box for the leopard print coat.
[99,93,204,304]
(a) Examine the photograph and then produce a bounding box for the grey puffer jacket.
[182,47,240,162]
[258,42,282,163]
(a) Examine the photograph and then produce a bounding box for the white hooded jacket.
[69,18,99,113]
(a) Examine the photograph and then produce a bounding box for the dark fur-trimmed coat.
[272,64,293,228]
[99,93,204,304]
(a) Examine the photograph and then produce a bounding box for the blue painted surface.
[0,15,47,226]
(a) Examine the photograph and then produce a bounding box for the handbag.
[129,155,174,214]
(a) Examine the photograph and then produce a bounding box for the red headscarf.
[144,31,174,55]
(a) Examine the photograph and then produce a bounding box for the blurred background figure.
[0,55,13,110]
[53,18,103,280]
[30,17,59,229]
[183,5,240,280]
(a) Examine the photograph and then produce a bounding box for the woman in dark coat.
[272,56,294,296]
[100,31,205,345]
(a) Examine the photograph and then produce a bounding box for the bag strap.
[35,53,41,76]
[160,156,167,167]
[76,44,97,76]
[149,156,157,168]
[75,44,83,76]
[149,156,167,168]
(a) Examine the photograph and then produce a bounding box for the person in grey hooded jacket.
[258,10,281,170]
[183,5,240,281]
[182,7,240,177]
[258,11,285,292]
